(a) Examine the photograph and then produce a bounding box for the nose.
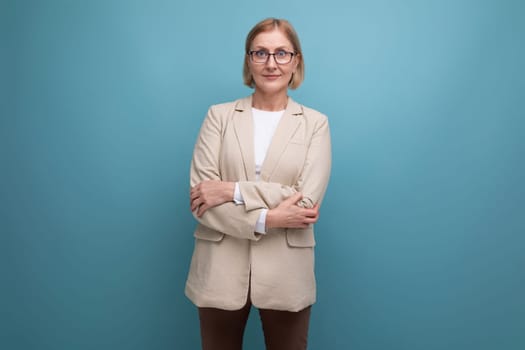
[265,55,278,69]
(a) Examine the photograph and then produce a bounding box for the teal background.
[2,0,524,349]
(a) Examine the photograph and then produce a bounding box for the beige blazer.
[185,95,331,311]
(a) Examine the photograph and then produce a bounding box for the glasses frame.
[247,50,296,65]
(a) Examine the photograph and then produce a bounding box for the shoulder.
[291,99,329,126]
[301,104,328,122]
[202,97,248,128]
[209,100,236,114]
[209,96,251,114]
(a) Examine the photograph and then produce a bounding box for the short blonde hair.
[243,18,304,90]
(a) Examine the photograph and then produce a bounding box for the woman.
[185,18,331,350]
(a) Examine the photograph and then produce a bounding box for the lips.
[263,75,281,80]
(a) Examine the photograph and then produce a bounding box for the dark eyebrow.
[252,46,292,51]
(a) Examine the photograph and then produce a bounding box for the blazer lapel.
[233,96,257,181]
[260,97,303,181]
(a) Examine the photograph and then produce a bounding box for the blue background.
[2,0,524,349]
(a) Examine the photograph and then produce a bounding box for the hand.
[190,180,235,217]
[265,192,320,229]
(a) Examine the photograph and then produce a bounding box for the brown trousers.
[198,297,311,350]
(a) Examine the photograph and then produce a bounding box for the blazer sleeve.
[238,114,332,211]
[190,106,263,241]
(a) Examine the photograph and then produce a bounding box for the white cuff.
[233,182,244,204]
[254,209,268,234]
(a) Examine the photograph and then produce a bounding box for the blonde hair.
[243,18,304,89]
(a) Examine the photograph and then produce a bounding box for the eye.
[275,50,288,57]
[255,50,268,58]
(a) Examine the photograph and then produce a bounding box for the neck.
[252,90,288,111]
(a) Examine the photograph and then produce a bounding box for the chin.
[255,81,288,94]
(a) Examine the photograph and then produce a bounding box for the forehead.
[251,29,293,49]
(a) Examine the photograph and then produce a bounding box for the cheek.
[248,61,261,71]
[284,67,295,77]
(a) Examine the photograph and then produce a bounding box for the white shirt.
[234,108,285,233]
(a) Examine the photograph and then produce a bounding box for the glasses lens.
[275,52,291,64]
[250,50,294,64]
[252,50,268,63]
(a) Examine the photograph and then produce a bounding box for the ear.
[292,56,300,72]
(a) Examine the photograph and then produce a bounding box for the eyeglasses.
[248,50,296,65]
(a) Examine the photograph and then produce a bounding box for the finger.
[303,216,318,224]
[303,208,319,218]
[190,187,200,200]
[190,194,199,202]
[303,215,318,224]
[190,192,200,201]
[197,203,208,217]
[191,198,200,212]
